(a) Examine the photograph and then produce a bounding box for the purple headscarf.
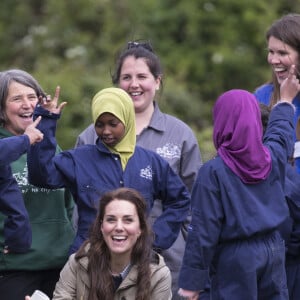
[213,89,271,184]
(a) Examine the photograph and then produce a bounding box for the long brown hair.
[266,13,300,107]
[76,187,154,300]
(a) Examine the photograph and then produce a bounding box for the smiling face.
[118,56,161,113]
[4,81,38,135]
[267,36,300,84]
[95,112,125,147]
[101,199,141,260]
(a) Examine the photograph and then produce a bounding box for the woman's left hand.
[39,86,67,114]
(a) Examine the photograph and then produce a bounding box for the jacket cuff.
[294,141,300,158]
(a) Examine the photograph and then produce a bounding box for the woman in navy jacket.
[178,67,300,300]
[27,87,190,255]
[0,117,42,253]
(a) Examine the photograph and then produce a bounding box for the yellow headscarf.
[91,87,136,170]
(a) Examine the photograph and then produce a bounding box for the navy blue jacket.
[284,164,300,262]
[0,134,32,252]
[179,102,294,291]
[28,106,190,254]
[254,83,300,173]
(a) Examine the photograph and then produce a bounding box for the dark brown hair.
[76,187,154,300]
[111,40,163,92]
[259,103,271,135]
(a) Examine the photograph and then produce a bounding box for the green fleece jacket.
[0,127,75,271]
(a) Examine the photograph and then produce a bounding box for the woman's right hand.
[280,64,300,102]
[24,116,44,145]
[177,288,200,300]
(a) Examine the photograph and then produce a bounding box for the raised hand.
[280,64,300,103]
[39,86,67,114]
[24,116,44,145]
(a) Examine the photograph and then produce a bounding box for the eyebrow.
[9,92,37,98]
[105,214,135,218]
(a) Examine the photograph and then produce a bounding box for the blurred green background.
[0,0,298,161]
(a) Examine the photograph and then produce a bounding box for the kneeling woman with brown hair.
[53,187,171,300]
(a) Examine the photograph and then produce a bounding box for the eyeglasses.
[127,40,153,52]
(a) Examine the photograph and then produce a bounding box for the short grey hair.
[0,69,45,126]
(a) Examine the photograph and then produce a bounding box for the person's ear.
[155,75,162,91]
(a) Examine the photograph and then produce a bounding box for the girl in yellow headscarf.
[28,85,190,263]
[91,87,136,170]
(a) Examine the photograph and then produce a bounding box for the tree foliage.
[0,0,298,160]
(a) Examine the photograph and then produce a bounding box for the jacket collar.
[147,102,166,133]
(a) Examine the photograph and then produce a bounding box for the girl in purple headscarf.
[178,66,300,300]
